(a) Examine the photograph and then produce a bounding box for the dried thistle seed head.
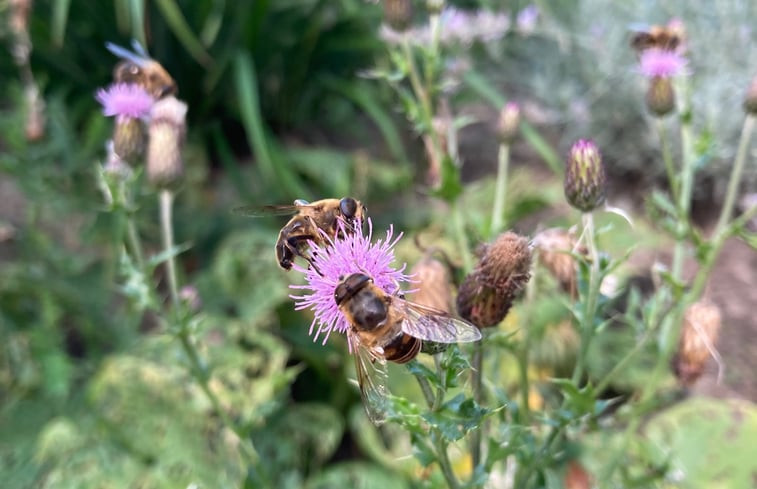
[384,0,413,32]
[563,139,606,213]
[646,76,676,117]
[533,228,584,295]
[146,96,187,188]
[497,102,520,144]
[744,75,757,115]
[672,301,722,385]
[426,0,444,15]
[408,257,454,313]
[456,232,532,328]
[409,256,455,355]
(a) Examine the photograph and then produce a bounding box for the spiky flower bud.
[533,227,584,296]
[456,232,532,328]
[563,140,606,213]
[409,257,455,354]
[672,301,721,385]
[146,96,187,188]
[113,118,145,161]
[646,76,676,117]
[384,0,412,32]
[744,75,757,115]
[497,102,521,144]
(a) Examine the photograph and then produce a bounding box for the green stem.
[672,98,695,282]
[656,118,679,203]
[491,143,510,237]
[471,341,483,468]
[159,190,180,307]
[126,218,145,271]
[517,335,531,424]
[414,372,435,407]
[571,212,600,384]
[715,115,755,234]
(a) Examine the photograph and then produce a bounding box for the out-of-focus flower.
[563,139,606,213]
[179,285,202,311]
[146,96,187,188]
[672,301,722,385]
[383,0,412,32]
[744,74,757,114]
[533,227,584,296]
[96,83,155,123]
[516,5,539,34]
[456,232,532,328]
[408,256,454,354]
[497,102,521,144]
[379,7,509,47]
[290,219,410,344]
[639,48,688,78]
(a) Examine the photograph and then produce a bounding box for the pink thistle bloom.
[290,218,410,345]
[516,5,539,33]
[639,48,688,78]
[95,83,155,122]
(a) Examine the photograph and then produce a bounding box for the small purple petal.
[639,48,688,78]
[96,83,155,122]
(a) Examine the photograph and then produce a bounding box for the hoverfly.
[106,40,177,99]
[335,273,482,424]
[234,197,366,270]
[629,23,682,53]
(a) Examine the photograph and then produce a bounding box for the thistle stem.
[715,115,755,235]
[491,143,510,237]
[571,212,600,384]
[126,218,145,271]
[159,190,180,307]
[656,118,679,202]
[453,201,473,271]
[672,100,694,282]
[471,341,483,468]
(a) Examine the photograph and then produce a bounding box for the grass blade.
[154,0,213,66]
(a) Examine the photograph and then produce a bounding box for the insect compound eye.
[339,197,358,218]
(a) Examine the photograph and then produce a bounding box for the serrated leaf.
[431,155,463,202]
[422,394,490,442]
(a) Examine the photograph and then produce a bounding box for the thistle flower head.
[672,301,721,385]
[744,75,757,115]
[383,0,413,32]
[646,76,676,116]
[456,232,532,328]
[516,5,539,33]
[497,102,521,144]
[639,48,687,78]
[146,96,188,188]
[564,139,606,213]
[290,219,410,344]
[96,83,155,123]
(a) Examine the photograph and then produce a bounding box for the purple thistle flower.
[290,219,410,345]
[516,5,539,33]
[96,83,155,122]
[639,48,688,78]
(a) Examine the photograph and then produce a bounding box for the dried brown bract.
[672,301,722,385]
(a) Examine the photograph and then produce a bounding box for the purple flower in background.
[290,219,410,345]
[380,7,509,46]
[639,48,688,78]
[516,5,539,33]
[96,83,155,122]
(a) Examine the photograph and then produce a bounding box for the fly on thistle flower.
[290,218,481,424]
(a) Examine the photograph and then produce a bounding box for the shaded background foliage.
[1,0,757,488]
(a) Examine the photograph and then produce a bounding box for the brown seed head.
[456,232,532,328]
[672,301,722,385]
[744,75,757,115]
[533,228,584,295]
[384,0,413,32]
[113,117,145,162]
[146,96,187,188]
[563,140,606,213]
[646,76,676,117]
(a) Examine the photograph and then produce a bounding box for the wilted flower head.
[96,83,155,123]
[563,139,606,213]
[291,219,410,344]
[646,76,676,116]
[744,75,757,115]
[456,232,532,328]
[533,227,585,296]
[383,0,412,32]
[497,102,521,144]
[146,95,187,188]
[672,301,722,385]
[639,48,687,78]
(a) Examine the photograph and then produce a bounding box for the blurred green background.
[1,1,756,488]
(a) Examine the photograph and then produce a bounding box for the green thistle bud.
[456,232,532,328]
[497,102,520,144]
[384,0,412,32]
[744,75,757,115]
[146,96,187,188]
[563,140,606,213]
[426,0,444,15]
[113,117,145,162]
[646,76,676,117]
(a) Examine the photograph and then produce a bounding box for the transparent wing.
[350,331,391,425]
[231,204,304,217]
[398,299,482,343]
[105,42,148,65]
